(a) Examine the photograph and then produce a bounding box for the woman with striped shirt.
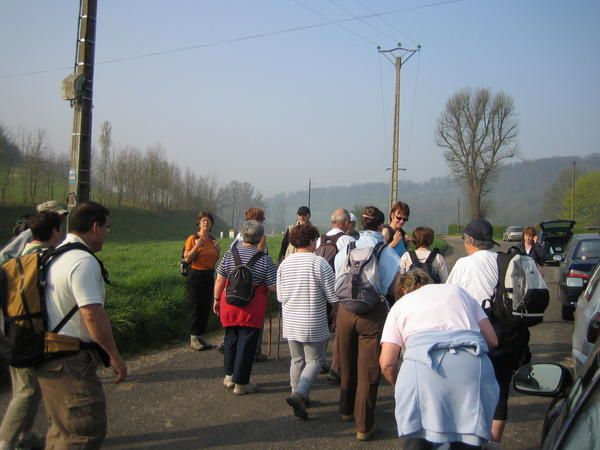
[277,223,337,420]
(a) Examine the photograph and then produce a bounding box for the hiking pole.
[267,295,273,357]
[277,300,282,360]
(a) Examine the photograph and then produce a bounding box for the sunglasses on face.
[394,216,409,222]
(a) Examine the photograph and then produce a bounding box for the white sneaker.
[190,335,205,351]
[233,383,257,395]
[223,375,234,389]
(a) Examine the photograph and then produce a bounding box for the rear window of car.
[509,227,523,232]
[575,240,600,260]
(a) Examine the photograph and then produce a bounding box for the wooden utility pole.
[67,0,97,209]
[378,44,420,214]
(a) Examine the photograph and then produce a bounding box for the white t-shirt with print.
[381,284,488,348]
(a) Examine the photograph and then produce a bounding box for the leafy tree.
[561,170,600,226]
[436,87,518,218]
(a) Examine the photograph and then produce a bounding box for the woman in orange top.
[184,211,220,351]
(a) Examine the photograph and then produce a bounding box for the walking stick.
[267,295,273,356]
[277,300,282,360]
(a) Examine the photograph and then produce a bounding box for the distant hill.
[265,153,600,234]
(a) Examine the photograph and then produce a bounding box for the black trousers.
[187,269,214,336]
[224,326,260,384]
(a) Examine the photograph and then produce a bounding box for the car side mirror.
[586,313,600,343]
[513,363,572,397]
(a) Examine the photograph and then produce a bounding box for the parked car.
[557,234,600,320]
[572,262,600,375]
[539,220,576,265]
[502,226,524,242]
[513,339,600,450]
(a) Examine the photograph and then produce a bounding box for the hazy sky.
[1,0,599,196]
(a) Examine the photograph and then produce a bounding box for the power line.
[406,51,422,156]
[327,0,397,43]
[293,0,378,47]
[353,0,419,46]
[0,0,464,79]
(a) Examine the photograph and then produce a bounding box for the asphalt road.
[0,237,573,449]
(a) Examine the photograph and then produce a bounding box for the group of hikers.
[0,198,547,449]
[182,202,544,449]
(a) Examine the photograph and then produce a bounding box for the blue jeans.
[224,326,260,385]
[288,340,325,399]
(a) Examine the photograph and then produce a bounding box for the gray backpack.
[335,242,386,314]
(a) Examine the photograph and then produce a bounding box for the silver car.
[572,262,600,376]
[502,226,524,242]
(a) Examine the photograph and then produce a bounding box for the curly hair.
[289,223,320,249]
[245,207,265,222]
[196,211,214,230]
[394,269,432,299]
[360,206,385,231]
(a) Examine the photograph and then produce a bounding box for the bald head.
[331,208,350,232]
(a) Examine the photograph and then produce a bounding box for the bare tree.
[436,88,518,218]
[0,124,21,205]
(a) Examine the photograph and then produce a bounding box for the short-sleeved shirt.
[445,250,498,303]
[381,284,488,348]
[185,235,219,271]
[217,244,277,329]
[44,234,105,343]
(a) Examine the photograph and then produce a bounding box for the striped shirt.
[217,244,276,286]
[277,252,337,342]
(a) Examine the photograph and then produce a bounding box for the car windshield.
[575,240,600,260]
[509,227,523,232]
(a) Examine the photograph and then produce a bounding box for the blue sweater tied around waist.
[395,330,499,446]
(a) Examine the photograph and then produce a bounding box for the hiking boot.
[190,336,213,351]
[16,432,45,450]
[233,383,258,395]
[223,374,234,389]
[254,352,268,362]
[216,341,225,354]
[326,370,341,384]
[319,362,330,374]
[198,336,214,350]
[286,393,308,420]
[356,428,374,441]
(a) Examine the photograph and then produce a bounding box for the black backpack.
[225,244,264,307]
[0,243,110,367]
[483,251,549,328]
[314,232,344,270]
[408,249,441,283]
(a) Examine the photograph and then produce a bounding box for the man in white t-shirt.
[446,218,529,448]
[35,201,127,449]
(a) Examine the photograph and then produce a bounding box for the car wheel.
[561,305,574,321]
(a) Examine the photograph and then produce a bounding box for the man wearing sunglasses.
[382,201,411,257]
